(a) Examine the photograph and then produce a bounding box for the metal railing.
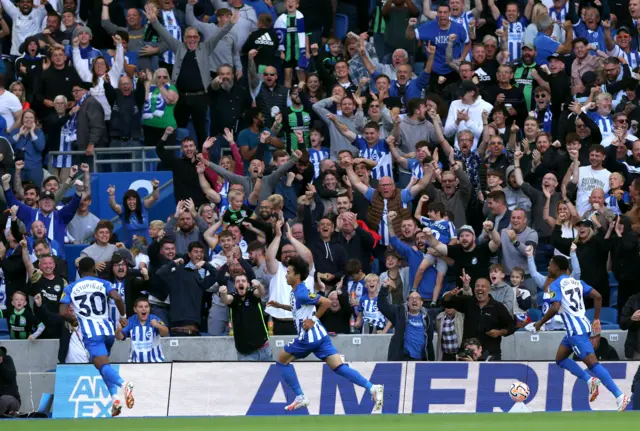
[48,145,181,173]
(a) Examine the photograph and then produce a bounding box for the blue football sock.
[557,358,592,383]
[99,364,124,389]
[276,362,304,397]
[590,363,623,398]
[334,364,373,391]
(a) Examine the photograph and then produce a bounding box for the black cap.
[74,81,93,91]
[40,190,55,200]
[547,53,562,62]
[113,248,135,267]
[382,96,403,110]
[576,219,595,229]
[617,26,631,35]
[459,79,479,93]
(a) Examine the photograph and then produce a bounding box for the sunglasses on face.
[535,94,547,99]
[616,119,628,124]
[264,72,276,76]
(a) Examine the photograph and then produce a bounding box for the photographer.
[0,347,20,416]
[456,338,497,362]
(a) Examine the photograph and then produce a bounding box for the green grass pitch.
[6,412,640,431]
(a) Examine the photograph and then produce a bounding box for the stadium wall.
[50,361,640,418]
[0,331,629,373]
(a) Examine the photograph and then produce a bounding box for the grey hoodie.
[490,282,516,315]
[398,116,437,156]
[313,97,364,159]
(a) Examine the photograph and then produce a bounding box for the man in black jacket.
[442,277,516,360]
[0,346,20,416]
[378,283,431,361]
[156,127,210,208]
[320,287,352,334]
[156,241,216,336]
[72,82,107,166]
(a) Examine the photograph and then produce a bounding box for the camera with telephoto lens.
[457,347,475,360]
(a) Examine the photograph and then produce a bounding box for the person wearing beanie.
[72,25,102,69]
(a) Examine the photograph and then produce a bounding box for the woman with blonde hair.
[523,3,563,46]
[355,274,392,334]
[9,81,29,111]
[72,34,124,121]
[543,189,579,257]
[551,216,611,307]
[9,109,45,185]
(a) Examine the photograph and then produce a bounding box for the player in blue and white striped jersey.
[267,256,384,412]
[356,274,390,334]
[532,255,631,411]
[116,297,168,363]
[59,257,135,417]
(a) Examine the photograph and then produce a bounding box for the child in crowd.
[343,259,366,309]
[243,13,279,74]
[488,263,516,314]
[509,266,531,326]
[413,200,456,306]
[322,36,344,75]
[356,274,391,334]
[308,128,329,179]
[8,291,44,340]
[606,172,630,215]
[275,0,310,88]
[223,190,251,226]
[116,297,168,363]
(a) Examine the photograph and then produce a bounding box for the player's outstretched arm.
[534,301,561,331]
[314,296,331,320]
[109,289,126,323]
[266,300,292,312]
[588,287,602,321]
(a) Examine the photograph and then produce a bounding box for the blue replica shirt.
[606,191,630,215]
[533,33,560,66]
[358,294,386,330]
[347,277,366,304]
[415,20,468,75]
[404,313,426,359]
[237,127,274,168]
[548,274,593,337]
[374,70,431,106]
[573,21,610,54]
[121,314,166,363]
[419,217,456,244]
[352,137,393,180]
[389,236,437,300]
[61,276,115,339]
[290,282,328,343]
[496,16,529,62]
[309,147,329,179]
[587,112,614,139]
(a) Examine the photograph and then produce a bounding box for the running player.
[59,257,135,417]
[267,256,384,412]
[533,255,631,411]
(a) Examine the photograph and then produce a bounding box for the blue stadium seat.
[335,14,349,41]
[527,308,542,322]
[600,323,620,330]
[585,307,618,325]
[0,318,9,339]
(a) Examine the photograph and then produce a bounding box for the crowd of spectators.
[3,0,640,414]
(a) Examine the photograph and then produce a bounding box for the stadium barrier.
[1,331,629,373]
[50,361,640,418]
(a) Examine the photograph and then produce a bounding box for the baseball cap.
[547,53,562,62]
[576,219,595,229]
[40,190,55,201]
[457,225,475,237]
[617,26,631,36]
[113,248,136,267]
[522,42,535,50]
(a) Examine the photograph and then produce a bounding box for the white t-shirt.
[265,262,315,320]
[575,166,611,216]
[0,90,22,130]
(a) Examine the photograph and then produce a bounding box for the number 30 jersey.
[548,274,592,337]
[61,276,115,339]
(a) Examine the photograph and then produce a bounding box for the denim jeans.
[237,344,273,361]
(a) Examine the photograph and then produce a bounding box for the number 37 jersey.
[61,276,115,339]
[548,274,592,337]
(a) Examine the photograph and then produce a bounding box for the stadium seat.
[335,14,349,41]
[585,307,618,325]
[527,308,542,322]
[600,323,620,330]
[0,318,9,339]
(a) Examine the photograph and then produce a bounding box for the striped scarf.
[142,85,167,120]
[61,93,88,148]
